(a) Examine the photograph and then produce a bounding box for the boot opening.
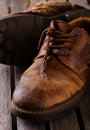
[69,17,90,34]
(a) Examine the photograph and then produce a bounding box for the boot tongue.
[50,20,74,33]
[37,20,74,58]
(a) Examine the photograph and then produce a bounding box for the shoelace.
[38,27,79,78]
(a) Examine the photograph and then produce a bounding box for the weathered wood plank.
[0,64,12,130]
[0,2,9,17]
[30,0,45,4]
[50,111,80,130]
[49,0,67,2]
[79,86,90,130]
[17,118,45,130]
[10,0,27,13]
[0,3,12,130]
[69,0,90,8]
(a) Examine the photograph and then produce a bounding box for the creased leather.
[24,2,84,16]
[12,18,90,111]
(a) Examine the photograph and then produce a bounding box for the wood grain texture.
[17,118,45,130]
[0,64,12,130]
[49,0,66,2]
[0,3,12,130]
[69,0,90,8]
[10,0,27,13]
[79,86,90,130]
[30,0,45,4]
[0,3,9,17]
[50,111,80,130]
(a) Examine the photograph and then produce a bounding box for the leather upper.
[12,18,90,111]
[24,2,84,16]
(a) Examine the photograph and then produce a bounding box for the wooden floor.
[0,0,90,130]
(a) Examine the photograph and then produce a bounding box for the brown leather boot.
[0,2,88,66]
[11,17,90,121]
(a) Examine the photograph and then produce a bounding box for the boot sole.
[0,8,89,66]
[11,83,88,121]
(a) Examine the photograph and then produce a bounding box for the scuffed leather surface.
[12,18,90,111]
[13,57,84,110]
[24,2,84,16]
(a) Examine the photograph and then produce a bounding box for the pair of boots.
[1,2,90,121]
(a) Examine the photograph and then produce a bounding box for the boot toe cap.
[12,85,46,111]
[13,86,31,110]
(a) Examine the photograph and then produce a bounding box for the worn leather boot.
[0,2,88,66]
[11,17,90,121]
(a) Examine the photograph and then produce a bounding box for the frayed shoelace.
[38,26,79,78]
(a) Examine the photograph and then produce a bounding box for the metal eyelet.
[76,32,80,39]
